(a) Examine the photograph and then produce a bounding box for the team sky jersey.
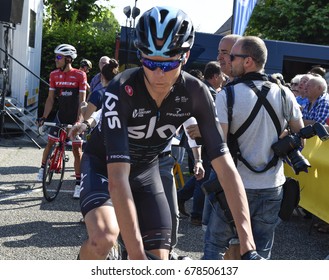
[49,68,87,124]
[85,68,228,166]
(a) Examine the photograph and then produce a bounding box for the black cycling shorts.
[80,153,172,251]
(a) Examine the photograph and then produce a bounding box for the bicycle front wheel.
[42,146,65,202]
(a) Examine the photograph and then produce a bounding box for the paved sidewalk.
[0,134,328,260]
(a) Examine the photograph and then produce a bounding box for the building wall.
[0,0,43,114]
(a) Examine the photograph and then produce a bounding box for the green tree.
[245,0,329,45]
[39,1,120,115]
[44,0,113,22]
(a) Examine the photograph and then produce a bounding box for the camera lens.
[272,134,301,157]
[313,123,329,141]
[287,149,311,175]
[298,125,315,139]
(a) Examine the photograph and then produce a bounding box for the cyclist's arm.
[191,146,204,180]
[77,71,88,123]
[211,154,256,256]
[183,117,204,179]
[41,89,55,120]
[77,90,86,123]
[68,110,99,140]
[82,102,97,121]
[107,162,147,260]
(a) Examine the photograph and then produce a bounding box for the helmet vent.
[159,9,169,23]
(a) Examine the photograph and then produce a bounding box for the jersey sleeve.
[79,70,87,92]
[89,89,104,110]
[215,90,229,124]
[49,71,56,91]
[102,76,131,164]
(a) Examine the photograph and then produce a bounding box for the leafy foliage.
[43,0,113,22]
[245,0,329,45]
[39,1,120,115]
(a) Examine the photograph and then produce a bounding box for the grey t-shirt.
[216,81,302,189]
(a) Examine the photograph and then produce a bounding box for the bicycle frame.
[41,122,73,202]
[50,128,67,172]
[43,122,71,173]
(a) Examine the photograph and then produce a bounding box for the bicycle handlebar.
[43,122,73,129]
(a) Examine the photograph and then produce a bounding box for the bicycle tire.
[42,146,65,202]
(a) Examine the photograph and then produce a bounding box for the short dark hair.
[188,69,203,80]
[308,66,326,77]
[203,61,221,80]
[239,36,267,68]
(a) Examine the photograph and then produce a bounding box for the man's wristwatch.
[194,159,203,164]
[82,120,91,130]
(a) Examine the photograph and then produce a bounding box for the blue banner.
[232,0,258,35]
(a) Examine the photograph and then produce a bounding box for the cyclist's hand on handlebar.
[68,122,88,140]
[36,117,46,127]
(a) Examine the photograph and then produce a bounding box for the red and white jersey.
[49,68,87,124]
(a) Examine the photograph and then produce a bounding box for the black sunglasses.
[230,54,250,61]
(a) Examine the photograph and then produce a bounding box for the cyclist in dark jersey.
[78,6,260,260]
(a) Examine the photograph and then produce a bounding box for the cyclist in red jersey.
[36,44,87,199]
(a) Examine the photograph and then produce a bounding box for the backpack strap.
[229,81,281,173]
[224,85,234,133]
[244,81,282,137]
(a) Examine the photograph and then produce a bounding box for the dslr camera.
[271,123,329,174]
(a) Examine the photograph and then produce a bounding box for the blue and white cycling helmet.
[134,6,195,57]
[54,44,77,60]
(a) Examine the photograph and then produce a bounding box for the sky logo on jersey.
[125,85,134,96]
[128,116,177,139]
[104,91,121,129]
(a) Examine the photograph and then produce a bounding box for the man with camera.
[202,36,304,259]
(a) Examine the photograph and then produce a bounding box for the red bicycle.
[41,122,72,202]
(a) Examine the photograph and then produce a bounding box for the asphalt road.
[0,134,328,260]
